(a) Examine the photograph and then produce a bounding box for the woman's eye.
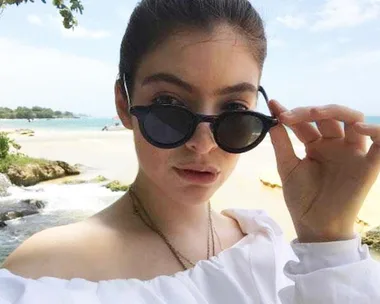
[223,102,248,111]
[152,95,184,106]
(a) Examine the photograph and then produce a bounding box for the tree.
[15,107,35,119]
[0,0,84,29]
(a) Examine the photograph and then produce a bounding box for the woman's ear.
[114,80,133,130]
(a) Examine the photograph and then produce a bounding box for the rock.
[0,222,7,228]
[17,129,34,136]
[0,173,12,197]
[260,179,282,189]
[362,226,380,251]
[355,217,371,236]
[105,181,130,192]
[0,210,39,221]
[92,175,108,183]
[6,161,80,187]
[20,199,46,210]
[62,175,108,185]
[62,179,87,185]
[0,211,21,221]
[54,161,80,175]
[0,199,46,223]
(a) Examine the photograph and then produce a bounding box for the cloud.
[268,37,286,48]
[323,49,380,72]
[337,37,352,44]
[48,15,111,39]
[276,15,307,29]
[312,0,380,31]
[0,38,117,117]
[27,15,43,26]
[117,7,133,21]
[60,26,111,39]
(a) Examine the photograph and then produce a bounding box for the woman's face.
[117,24,261,204]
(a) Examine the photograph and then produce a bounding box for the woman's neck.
[128,172,212,237]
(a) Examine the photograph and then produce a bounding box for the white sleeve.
[278,233,380,304]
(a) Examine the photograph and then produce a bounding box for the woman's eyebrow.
[141,72,257,95]
[141,73,193,93]
[215,83,257,95]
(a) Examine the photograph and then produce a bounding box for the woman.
[1,0,380,303]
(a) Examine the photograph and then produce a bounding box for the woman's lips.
[174,168,219,184]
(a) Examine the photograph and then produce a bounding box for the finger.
[345,123,366,147]
[316,119,344,139]
[268,100,301,179]
[354,123,380,167]
[281,104,364,125]
[281,104,365,145]
[275,101,321,144]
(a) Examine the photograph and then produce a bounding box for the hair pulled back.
[119,0,267,98]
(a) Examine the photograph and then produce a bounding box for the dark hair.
[119,0,267,100]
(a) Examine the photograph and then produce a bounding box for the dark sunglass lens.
[144,106,193,144]
[217,113,263,149]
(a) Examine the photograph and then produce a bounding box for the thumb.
[268,100,300,179]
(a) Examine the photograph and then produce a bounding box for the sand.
[5,129,380,243]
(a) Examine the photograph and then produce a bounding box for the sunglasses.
[121,75,279,154]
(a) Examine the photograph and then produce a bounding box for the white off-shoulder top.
[0,208,379,304]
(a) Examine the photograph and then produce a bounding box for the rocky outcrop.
[62,175,108,185]
[105,181,130,192]
[260,179,282,189]
[0,174,12,197]
[0,199,46,228]
[6,161,80,187]
[362,226,380,251]
[0,210,39,222]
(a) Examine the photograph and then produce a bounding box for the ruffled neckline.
[0,208,281,285]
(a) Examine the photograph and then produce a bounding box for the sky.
[0,0,379,117]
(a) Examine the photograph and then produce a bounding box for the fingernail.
[316,108,328,114]
[356,122,369,128]
[281,111,293,117]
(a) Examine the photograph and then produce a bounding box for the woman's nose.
[185,122,218,154]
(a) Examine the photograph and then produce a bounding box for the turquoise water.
[0,117,121,131]
[1,116,379,132]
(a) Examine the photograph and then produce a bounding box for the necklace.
[128,186,215,270]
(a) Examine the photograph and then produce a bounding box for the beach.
[5,128,380,243]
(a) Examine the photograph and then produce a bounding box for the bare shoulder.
[1,220,110,280]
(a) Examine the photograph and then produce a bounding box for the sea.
[0,116,380,132]
[1,116,380,265]
[0,117,120,132]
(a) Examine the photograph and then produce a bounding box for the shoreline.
[3,128,380,242]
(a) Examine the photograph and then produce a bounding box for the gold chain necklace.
[128,186,215,270]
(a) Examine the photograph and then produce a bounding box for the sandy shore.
[5,129,380,243]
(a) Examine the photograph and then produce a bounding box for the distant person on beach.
[1,0,380,303]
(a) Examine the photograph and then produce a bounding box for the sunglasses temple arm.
[122,74,133,113]
[259,86,277,119]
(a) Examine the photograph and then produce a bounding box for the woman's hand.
[268,100,380,243]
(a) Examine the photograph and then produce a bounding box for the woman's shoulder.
[1,220,112,280]
[221,208,284,236]
[0,208,294,304]
[0,207,285,282]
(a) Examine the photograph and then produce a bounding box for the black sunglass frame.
[120,75,279,154]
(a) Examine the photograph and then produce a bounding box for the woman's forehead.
[135,26,261,91]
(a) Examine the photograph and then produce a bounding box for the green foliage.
[0,132,22,160]
[1,0,84,29]
[0,132,49,174]
[105,181,130,192]
[0,153,49,173]
[0,106,74,119]
[15,107,35,119]
[0,133,10,159]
